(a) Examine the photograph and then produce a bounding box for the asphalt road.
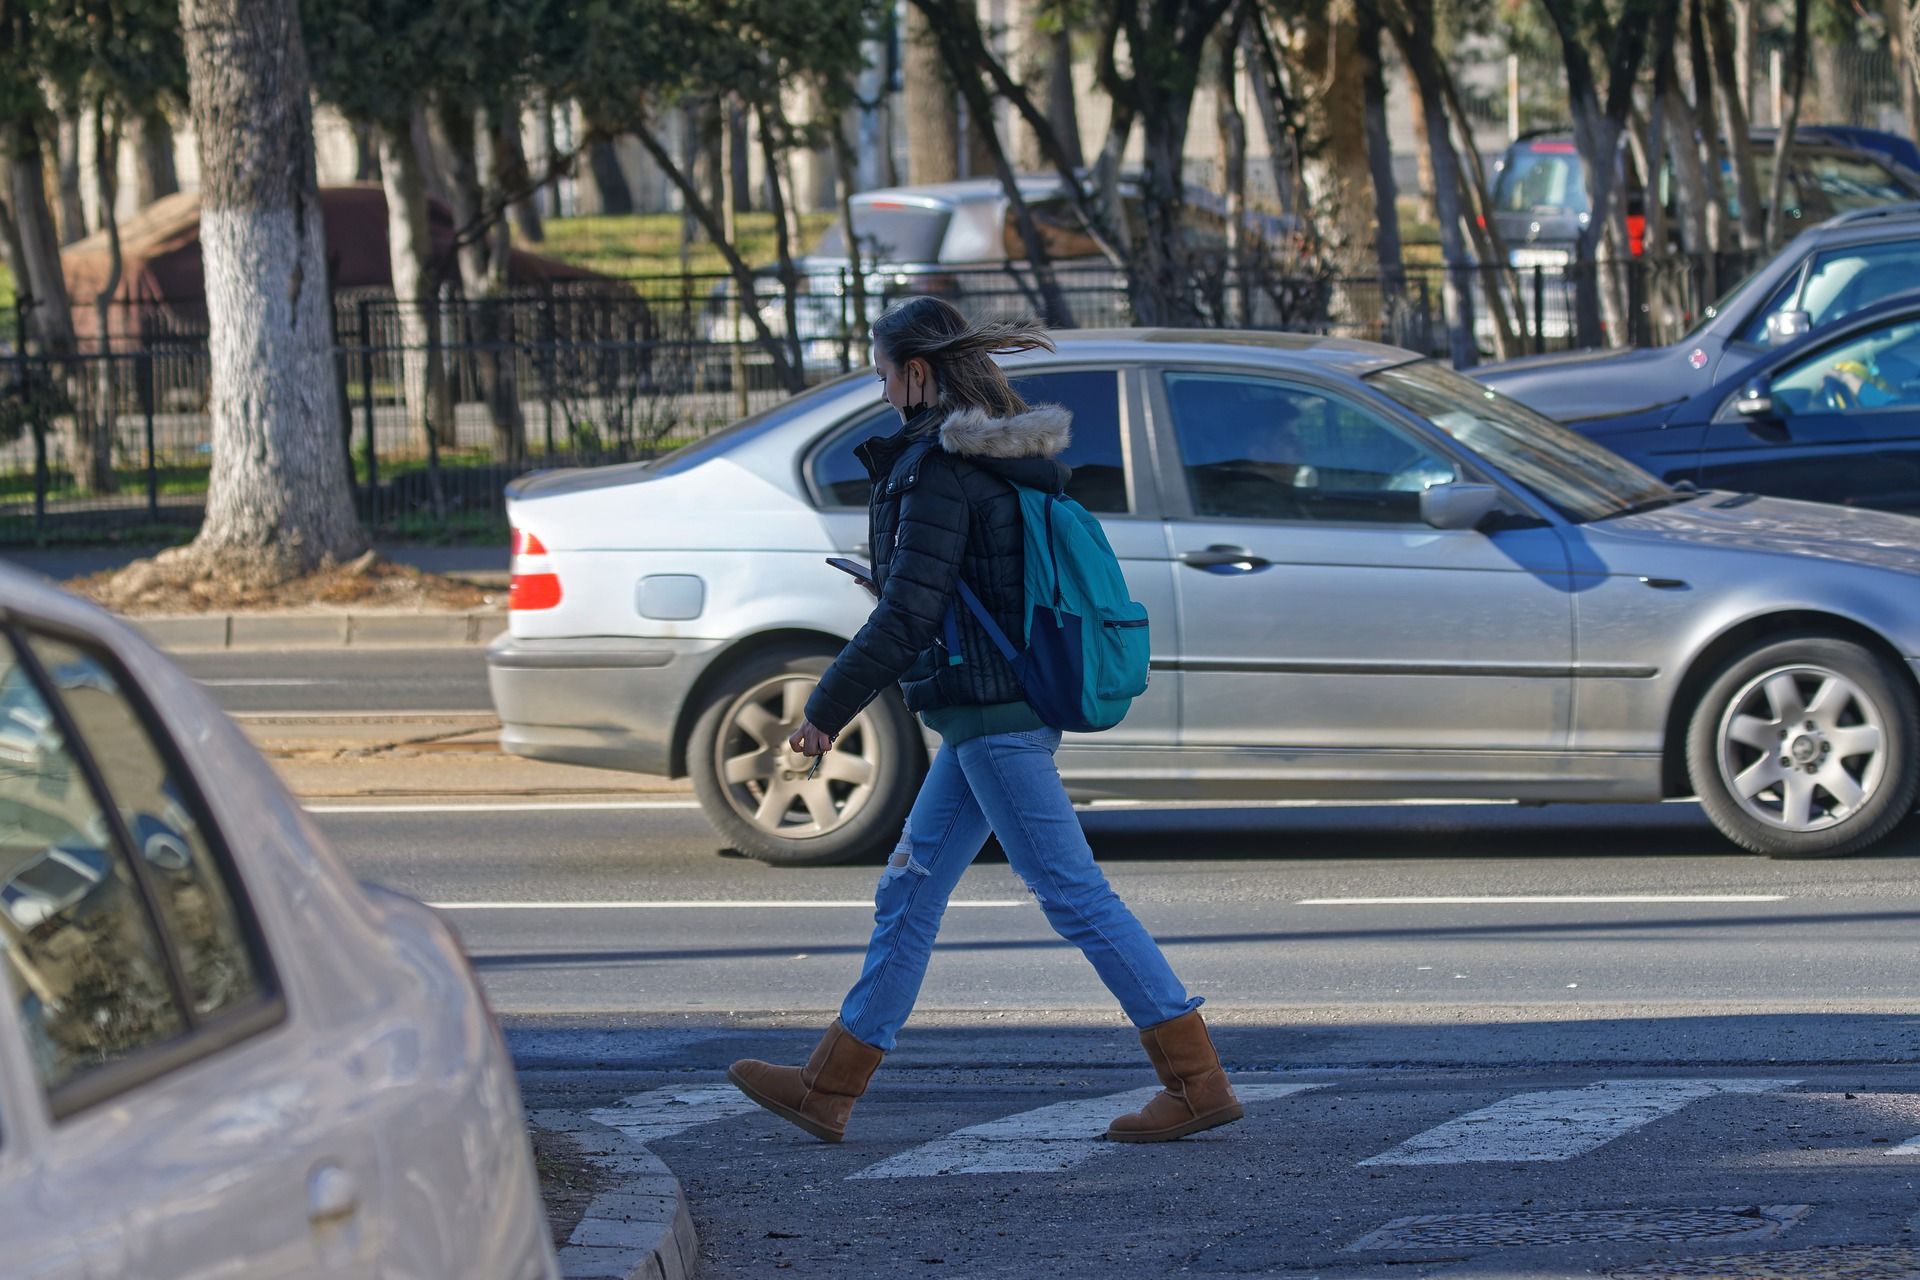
[176,645,494,712]
[305,797,1920,1278]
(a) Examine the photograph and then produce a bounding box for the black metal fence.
[1,249,1751,546]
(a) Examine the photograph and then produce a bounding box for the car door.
[0,624,381,1278]
[0,1040,86,1279]
[1149,366,1575,768]
[1698,314,1920,513]
[806,363,1178,747]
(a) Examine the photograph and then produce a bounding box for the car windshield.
[1365,361,1676,522]
[1494,148,1587,214]
[1771,151,1914,213]
[809,205,952,263]
[649,370,870,477]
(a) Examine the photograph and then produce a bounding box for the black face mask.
[900,368,931,421]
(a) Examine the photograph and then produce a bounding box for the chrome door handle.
[307,1164,359,1228]
[1179,545,1270,572]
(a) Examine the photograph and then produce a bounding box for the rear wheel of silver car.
[1686,635,1919,859]
[689,646,924,866]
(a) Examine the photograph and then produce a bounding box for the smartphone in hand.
[826,556,877,595]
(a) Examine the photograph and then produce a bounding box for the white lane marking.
[847,1082,1324,1179]
[231,709,493,719]
[306,800,700,813]
[587,1085,762,1145]
[1886,1135,1920,1156]
[1300,895,1787,905]
[199,678,333,686]
[430,899,1025,910]
[1359,1078,1800,1166]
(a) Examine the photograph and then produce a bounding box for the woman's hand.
[789,719,835,757]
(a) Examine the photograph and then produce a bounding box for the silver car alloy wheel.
[1716,663,1888,832]
[713,672,879,840]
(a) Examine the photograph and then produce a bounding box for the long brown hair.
[871,296,1054,418]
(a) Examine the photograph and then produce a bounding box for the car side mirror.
[1765,309,1812,344]
[1732,380,1775,418]
[1419,482,1505,532]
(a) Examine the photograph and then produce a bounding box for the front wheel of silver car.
[1686,635,1918,859]
[689,645,924,866]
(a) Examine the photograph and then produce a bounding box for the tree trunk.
[540,100,564,219]
[729,99,753,213]
[1890,0,1920,149]
[56,100,88,244]
[1689,0,1733,264]
[1215,22,1251,327]
[1707,0,1765,250]
[135,106,180,206]
[1766,0,1810,251]
[1358,1,1407,343]
[4,126,77,356]
[1392,7,1475,365]
[438,100,525,461]
[379,119,455,450]
[81,100,122,495]
[497,103,544,243]
[1015,7,1084,173]
[182,0,364,571]
[1304,0,1374,273]
[1406,63,1438,226]
[757,102,805,378]
[905,1,961,184]
[584,135,634,215]
[829,116,871,367]
[1810,39,1856,127]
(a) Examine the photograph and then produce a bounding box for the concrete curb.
[530,1110,699,1280]
[132,610,507,651]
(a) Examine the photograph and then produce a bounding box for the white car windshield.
[1366,361,1678,522]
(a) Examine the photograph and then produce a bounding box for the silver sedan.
[490,331,1920,863]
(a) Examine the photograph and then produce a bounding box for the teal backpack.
[941,488,1150,733]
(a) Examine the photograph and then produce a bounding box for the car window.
[0,637,187,1096]
[1740,240,1920,344]
[22,636,263,1021]
[1163,371,1457,523]
[808,369,1131,513]
[1796,152,1914,212]
[1765,317,1920,415]
[1494,147,1587,214]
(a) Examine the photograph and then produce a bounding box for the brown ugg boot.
[727,1021,884,1143]
[1105,1009,1243,1143]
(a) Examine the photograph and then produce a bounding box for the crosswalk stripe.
[1359,1078,1801,1167]
[586,1084,762,1144]
[846,1082,1325,1179]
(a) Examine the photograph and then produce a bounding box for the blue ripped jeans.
[838,726,1201,1051]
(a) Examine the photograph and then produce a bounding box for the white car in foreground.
[0,563,556,1278]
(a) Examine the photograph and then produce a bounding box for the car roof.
[851,177,1062,209]
[1020,328,1420,376]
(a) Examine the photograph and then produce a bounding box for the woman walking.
[727,296,1241,1145]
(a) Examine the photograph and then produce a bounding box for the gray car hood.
[1590,493,1920,574]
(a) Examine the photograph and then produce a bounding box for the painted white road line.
[1359,1078,1800,1167]
[429,898,1026,910]
[306,800,701,814]
[198,678,333,686]
[1300,895,1787,905]
[231,709,492,719]
[587,1085,763,1145]
[1886,1135,1920,1156]
[846,1083,1325,1179]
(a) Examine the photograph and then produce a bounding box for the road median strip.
[134,609,507,651]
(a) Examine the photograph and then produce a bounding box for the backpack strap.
[950,578,1022,665]
[941,604,965,666]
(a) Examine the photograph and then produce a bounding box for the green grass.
[536,211,837,279]
[0,463,211,503]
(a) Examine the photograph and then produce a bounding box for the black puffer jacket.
[805,402,1072,736]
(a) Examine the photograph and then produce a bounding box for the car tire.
[688,645,924,866]
[1686,634,1919,859]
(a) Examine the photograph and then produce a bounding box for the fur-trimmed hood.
[937,404,1072,460]
[934,403,1073,494]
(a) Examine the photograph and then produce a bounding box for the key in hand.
[805,753,823,781]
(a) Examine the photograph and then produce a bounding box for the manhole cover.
[1609,1244,1920,1279]
[1349,1205,1808,1251]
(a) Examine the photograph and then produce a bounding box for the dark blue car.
[1563,290,1920,514]
[1477,204,1920,422]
